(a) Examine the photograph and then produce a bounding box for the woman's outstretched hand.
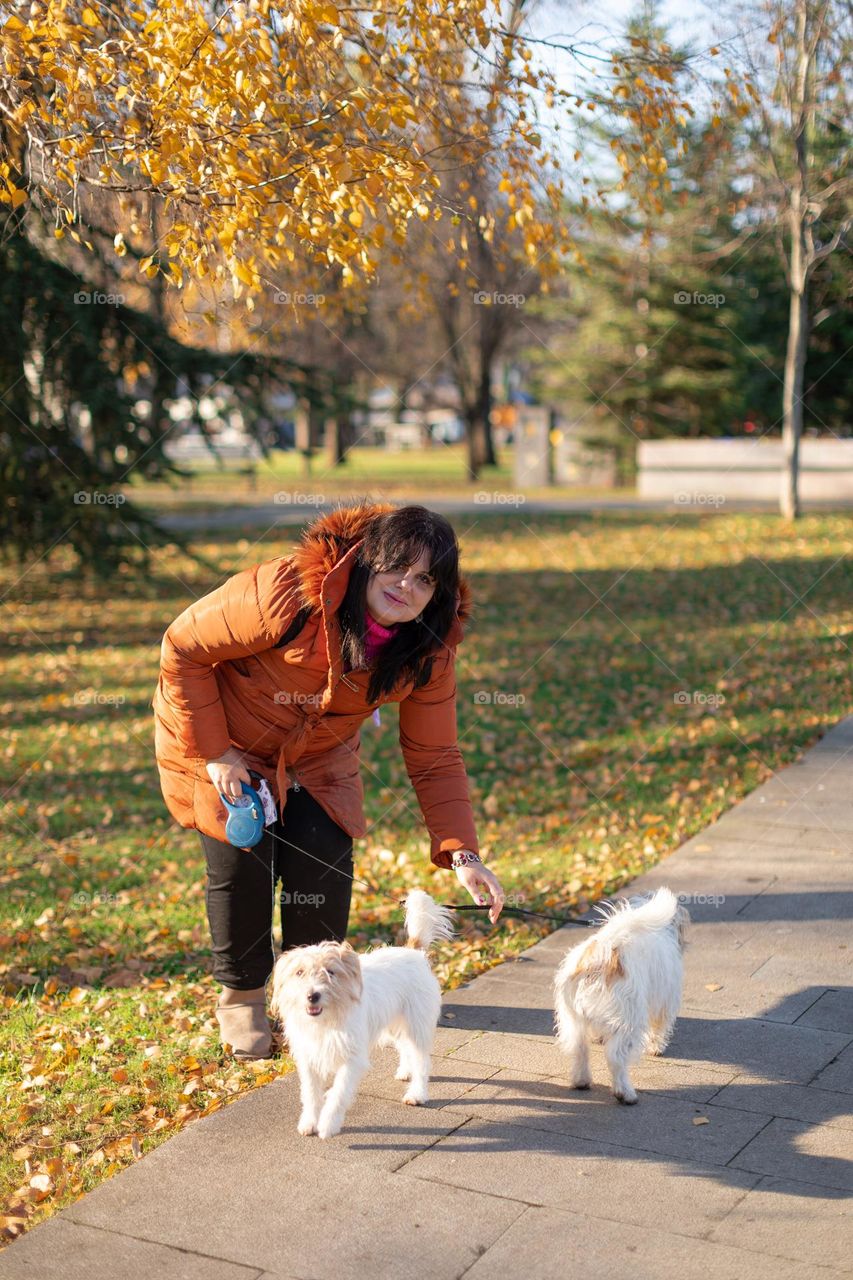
[205,746,251,803]
[454,859,506,925]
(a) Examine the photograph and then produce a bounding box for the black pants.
[198,785,354,989]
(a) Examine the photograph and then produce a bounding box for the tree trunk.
[294,403,312,479]
[781,274,807,520]
[780,0,811,523]
[326,414,352,466]
[464,331,498,479]
[465,413,495,477]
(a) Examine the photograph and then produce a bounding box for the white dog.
[269,890,453,1139]
[553,887,688,1105]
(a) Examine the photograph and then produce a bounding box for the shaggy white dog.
[553,887,689,1104]
[269,890,453,1139]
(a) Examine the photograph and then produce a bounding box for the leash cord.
[443,903,596,927]
[262,824,594,928]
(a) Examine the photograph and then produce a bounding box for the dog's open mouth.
[306,1005,323,1016]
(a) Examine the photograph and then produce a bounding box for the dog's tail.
[404,890,455,950]
[594,887,688,946]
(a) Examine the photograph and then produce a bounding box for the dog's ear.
[269,946,308,1019]
[336,944,363,1002]
[675,906,690,950]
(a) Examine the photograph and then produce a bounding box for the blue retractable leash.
[219,779,266,848]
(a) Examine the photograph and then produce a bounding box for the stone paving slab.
[438,1028,569,1075]
[399,1116,760,1238]
[811,1044,853,1093]
[794,989,853,1035]
[739,952,853,999]
[715,803,853,833]
[707,1175,853,1272]
[0,1220,268,1280]
[686,829,853,854]
[438,991,555,1036]
[62,1145,522,1280]
[678,951,825,1023]
[442,1043,737,1103]
[442,1008,850,1096]
[729,1117,853,1191]
[458,1205,849,1280]
[438,1074,770,1164]
[736,890,853,924]
[357,1046,502,1107]
[699,813,853,849]
[706,1075,853,1130]
[445,973,557,1009]
[663,1011,851,1082]
[677,925,853,987]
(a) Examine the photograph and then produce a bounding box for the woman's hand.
[454,857,506,925]
[205,746,251,803]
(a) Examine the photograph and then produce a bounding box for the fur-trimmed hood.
[290,500,473,635]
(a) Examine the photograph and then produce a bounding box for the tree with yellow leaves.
[0,0,709,566]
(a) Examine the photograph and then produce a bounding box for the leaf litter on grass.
[2,509,852,1241]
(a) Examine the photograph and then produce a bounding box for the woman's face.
[365,550,437,626]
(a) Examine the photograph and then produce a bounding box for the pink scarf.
[364,610,400,663]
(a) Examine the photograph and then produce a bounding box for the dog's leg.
[397,1030,432,1105]
[604,1028,641,1104]
[316,1057,370,1139]
[646,1012,670,1056]
[383,1021,412,1081]
[647,999,680,1055]
[295,1059,326,1136]
[555,1003,592,1090]
[394,1040,412,1082]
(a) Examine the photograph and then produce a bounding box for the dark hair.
[338,506,461,703]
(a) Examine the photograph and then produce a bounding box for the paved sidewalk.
[157,494,853,532]
[3,722,853,1279]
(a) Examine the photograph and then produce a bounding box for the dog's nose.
[308,991,321,1004]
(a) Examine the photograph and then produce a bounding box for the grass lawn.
[2,507,852,1242]
[125,443,632,511]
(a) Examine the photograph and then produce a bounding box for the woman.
[152,501,505,1059]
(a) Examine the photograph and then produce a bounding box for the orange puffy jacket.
[151,501,479,868]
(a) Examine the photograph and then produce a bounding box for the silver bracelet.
[451,849,482,869]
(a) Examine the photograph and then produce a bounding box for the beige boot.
[216,987,273,1060]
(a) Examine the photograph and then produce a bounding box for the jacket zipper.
[290,671,358,791]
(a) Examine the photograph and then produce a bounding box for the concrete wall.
[638,439,853,501]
